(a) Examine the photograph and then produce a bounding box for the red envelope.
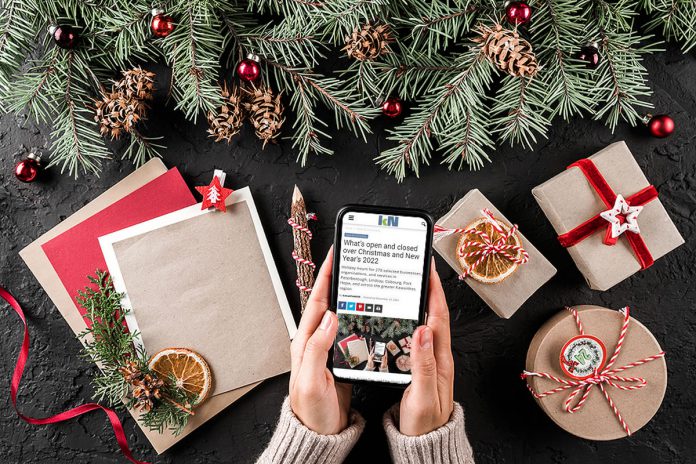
[42,168,196,322]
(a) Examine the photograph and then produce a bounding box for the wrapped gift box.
[532,141,684,291]
[523,305,667,440]
[433,189,557,318]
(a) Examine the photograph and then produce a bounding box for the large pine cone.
[94,91,142,140]
[207,84,245,143]
[243,85,285,147]
[343,22,393,62]
[115,67,156,101]
[477,24,538,78]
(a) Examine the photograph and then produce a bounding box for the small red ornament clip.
[195,170,233,212]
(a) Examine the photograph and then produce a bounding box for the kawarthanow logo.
[378,215,399,227]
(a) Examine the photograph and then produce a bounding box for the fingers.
[409,325,439,402]
[426,259,452,359]
[297,310,337,386]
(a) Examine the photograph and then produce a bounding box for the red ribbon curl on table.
[521,306,666,436]
[0,285,148,464]
[556,158,658,269]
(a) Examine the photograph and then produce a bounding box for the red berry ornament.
[646,114,675,138]
[50,25,78,49]
[151,9,175,38]
[382,97,403,118]
[505,1,532,25]
[236,54,261,82]
[578,43,601,69]
[14,153,42,183]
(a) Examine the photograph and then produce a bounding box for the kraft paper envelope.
[99,187,296,396]
[18,159,259,454]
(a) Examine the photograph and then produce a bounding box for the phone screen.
[332,210,430,385]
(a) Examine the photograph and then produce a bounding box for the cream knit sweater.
[256,398,475,464]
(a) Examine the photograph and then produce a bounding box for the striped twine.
[434,209,529,280]
[288,214,317,293]
[520,306,666,436]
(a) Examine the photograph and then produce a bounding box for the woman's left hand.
[289,248,352,435]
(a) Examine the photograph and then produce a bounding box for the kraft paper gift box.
[433,189,557,318]
[532,141,684,291]
[523,305,667,440]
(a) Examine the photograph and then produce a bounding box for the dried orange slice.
[148,348,212,405]
[456,217,523,284]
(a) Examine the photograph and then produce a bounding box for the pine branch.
[311,0,389,44]
[591,30,659,129]
[240,20,324,69]
[490,75,550,148]
[376,46,493,181]
[641,0,696,52]
[122,130,165,167]
[530,0,595,119]
[0,0,40,104]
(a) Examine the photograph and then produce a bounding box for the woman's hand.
[365,343,376,371]
[289,248,352,435]
[398,258,455,436]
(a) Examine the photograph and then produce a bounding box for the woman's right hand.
[398,259,455,436]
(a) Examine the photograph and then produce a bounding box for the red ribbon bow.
[521,306,666,436]
[557,158,658,269]
[0,285,148,464]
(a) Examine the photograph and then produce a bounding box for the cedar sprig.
[78,271,192,434]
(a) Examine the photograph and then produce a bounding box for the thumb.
[298,310,337,381]
[409,326,438,394]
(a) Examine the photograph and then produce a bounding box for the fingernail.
[319,311,332,330]
[420,326,432,349]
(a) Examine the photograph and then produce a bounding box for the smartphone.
[329,205,433,386]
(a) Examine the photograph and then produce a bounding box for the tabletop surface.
[1,43,694,464]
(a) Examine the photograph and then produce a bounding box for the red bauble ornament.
[578,43,601,69]
[236,54,261,82]
[505,1,532,25]
[49,25,78,49]
[382,97,403,118]
[150,9,175,38]
[14,153,42,183]
[645,114,675,138]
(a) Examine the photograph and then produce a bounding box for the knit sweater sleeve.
[255,397,366,464]
[382,402,475,464]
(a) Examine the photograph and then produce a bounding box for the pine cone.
[207,84,245,143]
[131,374,165,413]
[243,85,285,147]
[476,24,538,78]
[118,360,143,383]
[94,91,142,140]
[115,67,156,101]
[343,22,393,62]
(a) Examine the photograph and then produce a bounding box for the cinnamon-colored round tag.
[559,334,607,380]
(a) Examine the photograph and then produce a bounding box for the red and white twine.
[288,213,317,293]
[434,209,529,280]
[521,306,666,436]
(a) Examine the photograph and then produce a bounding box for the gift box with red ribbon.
[532,142,684,291]
[522,305,667,440]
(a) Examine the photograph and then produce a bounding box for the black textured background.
[1,41,695,464]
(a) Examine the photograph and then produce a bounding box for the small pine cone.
[131,374,165,412]
[343,22,393,62]
[115,67,156,101]
[94,91,142,140]
[207,84,245,143]
[243,85,285,147]
[118,361,143,383]
[476,24,538,78]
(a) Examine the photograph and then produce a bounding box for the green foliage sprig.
[78,271,192,435]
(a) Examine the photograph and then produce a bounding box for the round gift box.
[525,305,667,440]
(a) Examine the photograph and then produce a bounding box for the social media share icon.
[347,302,356,311]
[374,304,383,313]
[357,303,365,311]
[365,304,374,312]
[337,301,346,310]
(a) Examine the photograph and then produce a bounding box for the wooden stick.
[291,185,315,311]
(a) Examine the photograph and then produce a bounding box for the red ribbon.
[1,285,148,464]
[556,158,658,269]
